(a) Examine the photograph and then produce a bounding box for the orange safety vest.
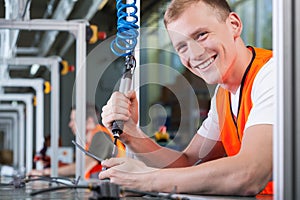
[84,124,126,179]
[216,46,273,195]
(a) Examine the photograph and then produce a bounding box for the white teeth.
[197,57,214,69]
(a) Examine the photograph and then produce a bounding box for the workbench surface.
[0,176,273,200]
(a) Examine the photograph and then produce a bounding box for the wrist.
[122,126,146,145]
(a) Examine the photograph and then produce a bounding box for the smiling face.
[166,1,242,85]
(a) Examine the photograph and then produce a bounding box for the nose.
[188,40,205,61]
[68,120,73,129]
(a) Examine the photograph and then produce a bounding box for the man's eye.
[196,32,208,40]
[177,44,187,53]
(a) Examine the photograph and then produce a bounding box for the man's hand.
[99,157,157,191]
[101,91,139,139]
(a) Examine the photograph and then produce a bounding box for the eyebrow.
[189,27,207,39]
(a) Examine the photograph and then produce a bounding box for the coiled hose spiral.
[110,0,139,57]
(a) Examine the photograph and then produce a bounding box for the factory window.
[230,0,272,49]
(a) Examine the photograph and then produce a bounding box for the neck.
[221,43,252,94]
[86,124,97,144]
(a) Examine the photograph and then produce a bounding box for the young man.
[29,104,125,179]
[99,0,273,196]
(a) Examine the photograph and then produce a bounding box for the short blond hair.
[164,0,232,26]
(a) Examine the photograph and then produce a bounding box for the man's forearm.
[124,128,189,168]
[151,155,271,196]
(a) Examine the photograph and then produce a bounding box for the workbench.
[0,176,273,200]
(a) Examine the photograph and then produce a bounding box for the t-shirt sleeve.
[88,132,114,160]
[245,58,275,130]
[197,86,221,141]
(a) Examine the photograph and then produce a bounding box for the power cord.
[30,180,120,200]
[29,180,189,200]
[0,175,80,188]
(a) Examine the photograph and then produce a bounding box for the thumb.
[101,157,126,168]
[125,90,136,101]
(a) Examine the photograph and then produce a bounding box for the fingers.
[98,167,110,180]
[125,90,136,101]
[101,157,126,168]
[98,157,153,191]
[101,91,133,128]
[98,157,125,180]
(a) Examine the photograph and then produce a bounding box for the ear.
[227,12,243,38]
[86,117,95,124]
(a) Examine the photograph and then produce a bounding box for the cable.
[25,177,74,187]
[30,182,120,199]
[72,140,103,162]
[29,182,188,200]
[0,175,78,188]
[109,0,139,152]
[30,185,90,196]
[22,0,32,20]
[110,0,139,57]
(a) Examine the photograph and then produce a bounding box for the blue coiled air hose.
[110,0,139,149]
[110,0,139,57]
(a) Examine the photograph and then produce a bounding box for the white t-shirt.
[197,58,275,141]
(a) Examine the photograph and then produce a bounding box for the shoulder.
[252,58,274,98]
[255,57,274,80]
[92,131,112,143]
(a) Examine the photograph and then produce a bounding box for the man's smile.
[193,55,216,70]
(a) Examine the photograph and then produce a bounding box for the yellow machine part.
[60,60,69,75]
[88,25,98,44]
[154,130,170,142]
[44,81,51,94]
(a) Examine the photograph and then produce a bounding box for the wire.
[109,0,139,158]
[0,175,79,188]
[22,0,32,20]
[110,0,139,57]
[29,182,189,200]
[25,177,75,187]
[30,185,91,196]
[72,140,103,162]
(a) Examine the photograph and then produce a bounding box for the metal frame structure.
[0,94,33,172]
[0,122,11,137]
[0,122,12,148]
[0,78,44,151]
[0,113,18,166]
[0,104,25,171]
[0,118,13,149]
[0,19,87,178]
[0,119,13,166]
[274,0,300,199]
[2,56,62,176]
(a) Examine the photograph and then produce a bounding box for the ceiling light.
[30,64,40,75]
